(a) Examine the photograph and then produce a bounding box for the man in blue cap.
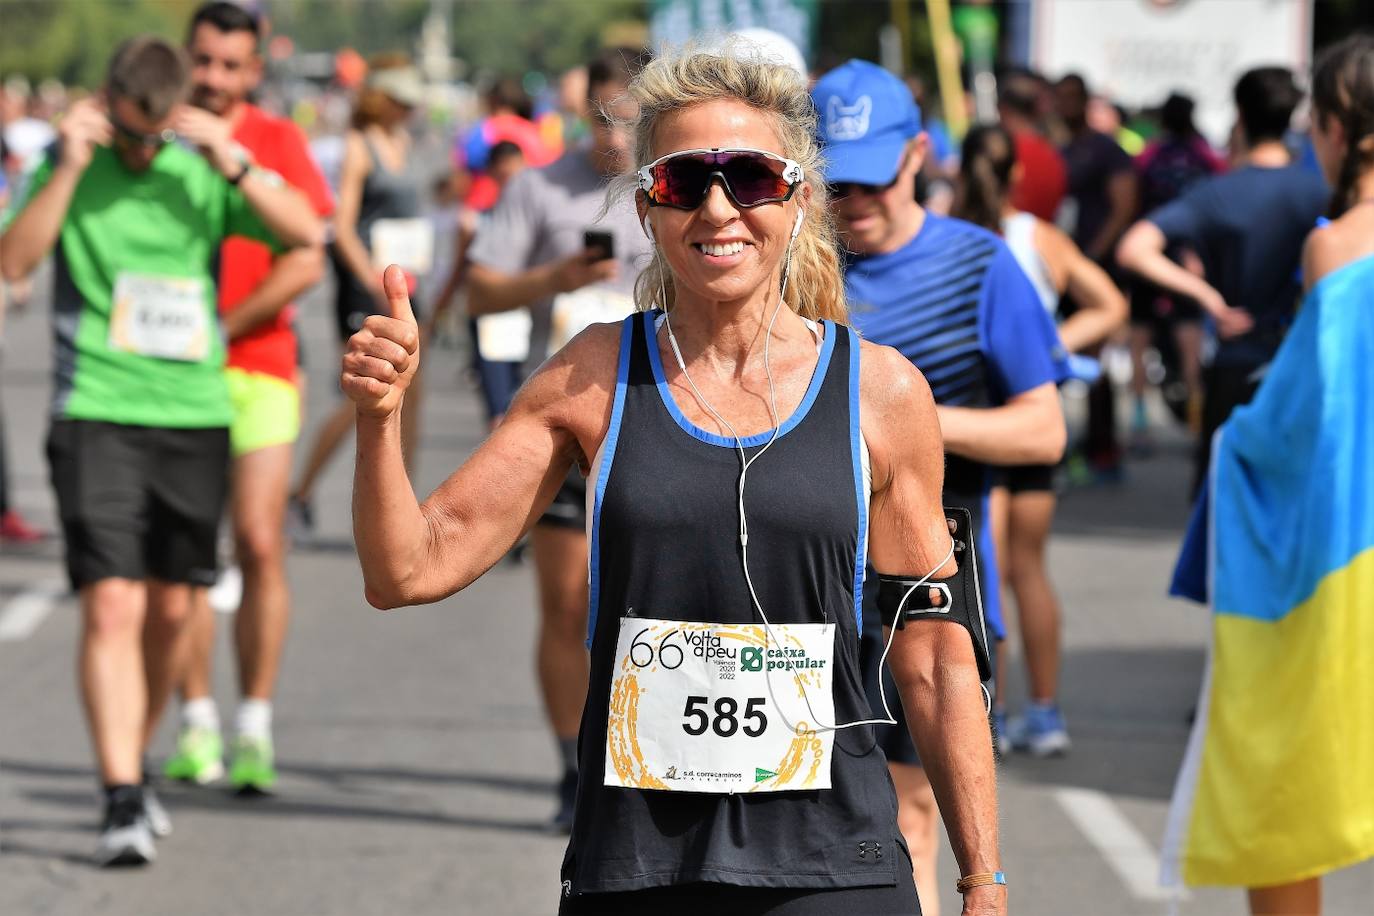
[814,58,1066,912]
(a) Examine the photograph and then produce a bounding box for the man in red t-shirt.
[163,2,332,793]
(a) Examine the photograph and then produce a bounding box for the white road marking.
[1054,786,1188,902]
[0,580,66,641]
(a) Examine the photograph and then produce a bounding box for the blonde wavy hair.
[609,46,848,324]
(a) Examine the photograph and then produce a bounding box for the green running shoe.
[229,735,277,794]
[163,726,224,785]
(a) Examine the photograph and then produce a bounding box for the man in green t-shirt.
[0,35,320,867]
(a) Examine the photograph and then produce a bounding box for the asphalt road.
[2,272,1371,915]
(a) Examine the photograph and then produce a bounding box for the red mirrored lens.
[648,152,793,208]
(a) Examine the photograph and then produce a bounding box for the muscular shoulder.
[856,339,942,491]
[509,319,627,460]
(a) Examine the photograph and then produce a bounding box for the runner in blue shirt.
[814,59,1066,911]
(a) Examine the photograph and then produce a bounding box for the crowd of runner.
[2,5,1371,915]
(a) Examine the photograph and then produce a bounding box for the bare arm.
[862,343,1004,916]
[0,164,81,281]
[222,244,325,340]
[0,98,110,281]
[1116,219,1252,337]
[1036,220,1127,353]
[232,168,323,249]
[173,106,322,249]
[466,250,616,317]
[348,267,616,608]
[937,381,1065,465]
[425,210,477,335]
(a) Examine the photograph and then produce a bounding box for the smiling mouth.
[695,241,747,257]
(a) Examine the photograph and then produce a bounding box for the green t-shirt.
[19,144,279,428]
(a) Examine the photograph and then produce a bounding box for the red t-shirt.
[1009,130,1067,224]
[220,104,334,381]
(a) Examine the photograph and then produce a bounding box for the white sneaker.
[209,565,243,614]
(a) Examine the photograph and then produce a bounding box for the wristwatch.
[225,142,253,186]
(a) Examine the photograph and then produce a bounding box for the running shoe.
[141,778,173,838]
[164,726,224,785]
[1006,703,1071,757]
[229,735,277,794]
[286,496,315,543]
[208,564,243,614]
[0,508,44,543]
[95,786,156,866]
[550,769,577,834]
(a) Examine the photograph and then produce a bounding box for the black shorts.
[559,846,919,915]
[539,468,587,530]
[47,420,230,590]
[1001,463,1054,494]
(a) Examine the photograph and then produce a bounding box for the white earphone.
[642,214,655,244]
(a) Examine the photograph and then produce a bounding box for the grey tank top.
[356,132,422,252]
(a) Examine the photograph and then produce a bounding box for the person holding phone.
[465,48,652,832]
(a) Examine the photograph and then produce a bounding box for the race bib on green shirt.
[108,272,211,362]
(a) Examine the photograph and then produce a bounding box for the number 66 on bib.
[604,617,836,794]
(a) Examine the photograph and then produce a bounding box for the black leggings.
[559,847,920,915]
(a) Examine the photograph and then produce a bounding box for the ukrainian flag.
[1162,255,1374,888]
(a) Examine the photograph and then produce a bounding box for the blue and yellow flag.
[1163,255,1374,888]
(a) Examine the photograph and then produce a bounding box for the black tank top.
[561,311,902,896]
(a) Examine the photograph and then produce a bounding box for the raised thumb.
[382,264,417,326]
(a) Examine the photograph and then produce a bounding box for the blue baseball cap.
[812,60,922,185]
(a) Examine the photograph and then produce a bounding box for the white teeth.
[698,241,746,257]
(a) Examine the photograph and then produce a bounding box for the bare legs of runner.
[890,762,941,916]
[172,442,294,789]
[530,524,589,829]
[1003,490,1062,704]
[1248,878,1320,916]
[81,578,196,783]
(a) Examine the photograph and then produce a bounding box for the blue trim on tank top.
[642,310,836,448]
[586,316,636,647]
[847,325,866,631]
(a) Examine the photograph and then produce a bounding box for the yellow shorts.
[226,368,300,457]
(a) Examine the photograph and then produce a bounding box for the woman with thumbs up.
[347,46,1003,916]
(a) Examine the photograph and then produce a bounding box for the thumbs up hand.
[342,265,421,419]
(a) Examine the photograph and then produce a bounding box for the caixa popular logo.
[740,645,827,673]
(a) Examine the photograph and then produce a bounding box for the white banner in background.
[1032,0,1313,145]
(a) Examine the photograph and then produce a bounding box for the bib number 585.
[682,696,767,737]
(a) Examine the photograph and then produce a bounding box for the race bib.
[371,218,435,275]
[475,308,532,363]
[548,288,635,355]
[109,272,210,362]
[605,616,835,794]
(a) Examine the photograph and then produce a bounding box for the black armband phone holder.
[876,506,992,682]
